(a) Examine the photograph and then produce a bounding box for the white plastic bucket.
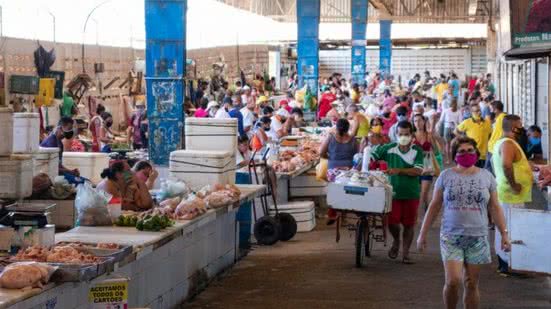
[169,149,235,191]
[12,112,40,154]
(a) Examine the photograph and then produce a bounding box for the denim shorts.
[419,175,434,182]
[440,234,491,265]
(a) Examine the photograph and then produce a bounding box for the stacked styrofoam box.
[0,154,33,199]
[12,112,40,154]
[0,111,37,199]
[269,201,316,232]
[0,107,14,156]
[289,167,327,197]
[62,152,110,185]
[28,199,75,229]
[185,118,238,154]
[33,147,59,179]
[169,150,236,191]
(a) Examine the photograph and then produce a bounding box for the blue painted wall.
[145,0,187,166]
[297,0,320,95]
[351,0,368,84]
[379,19,392,75]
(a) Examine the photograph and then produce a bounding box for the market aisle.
[187,224,551,309]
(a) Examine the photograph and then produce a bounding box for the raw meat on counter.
[175,195,207,220]
[13,246,100,264]
[0,262,56,289]
[204,184,241,209]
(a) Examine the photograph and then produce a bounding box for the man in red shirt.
[318,85,337,119]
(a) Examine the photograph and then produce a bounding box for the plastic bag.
[316,159,328,181]
[0,262,57,289]
[422,151,435,175]
[75,182,112,226]
[158,179,190,201]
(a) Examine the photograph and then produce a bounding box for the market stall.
[0,184,264,309]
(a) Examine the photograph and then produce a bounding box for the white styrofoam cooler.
[327,182,392,214]
[269,201,316,232]
[185,118,238,153]
[290,168,327,197]
[62,152,110,184]
[0,107,14,156]
[34,147,59,179]
[12,112,40,154]
[169,150,236,191]
[0,155,33,199]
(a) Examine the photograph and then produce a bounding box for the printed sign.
[511,0,551,46]
[88,278,129,309]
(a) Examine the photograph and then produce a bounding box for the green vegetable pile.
[115,214,174,232]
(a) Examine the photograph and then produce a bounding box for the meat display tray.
[49,257,114,282]
[56,242,133,264]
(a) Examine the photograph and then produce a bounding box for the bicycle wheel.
[365,217,373,257]
[355,218,366,268]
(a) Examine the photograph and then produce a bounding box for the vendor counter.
[0,185,264,309]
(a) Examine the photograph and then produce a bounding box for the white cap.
[206,101,219,111]
[242,85,250,90]
[276,109,290,118]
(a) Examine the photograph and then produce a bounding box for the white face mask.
[398,135,412,146]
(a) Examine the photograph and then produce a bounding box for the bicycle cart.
[327,173,392,268]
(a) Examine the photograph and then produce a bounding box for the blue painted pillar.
[297,0,320,96]
[145,0,187,166]
[379,19,392,75]
[351,0,368,84]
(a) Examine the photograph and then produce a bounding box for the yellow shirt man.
[456,117,492,160]
[487,112,506,155]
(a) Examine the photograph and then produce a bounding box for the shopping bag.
[422,151,435,176]
[316,158,328,181]
[431,151,442,177]
[251,134,263,152]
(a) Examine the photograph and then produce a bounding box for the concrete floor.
[187,224,551,309]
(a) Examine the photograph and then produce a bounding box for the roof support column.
[379,19,392,75]
[145,0,187,165]
[297,0,320,96]
[351,0,368,84]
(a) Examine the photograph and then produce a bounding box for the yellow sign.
[88,278,129,308]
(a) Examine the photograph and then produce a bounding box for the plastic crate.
[10,75,39,94]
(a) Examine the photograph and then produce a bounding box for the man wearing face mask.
[389,106,408,142]
[484,101,506,173]
[526,125,543,162]
[40,116,80,177]
[455,104,491,168]
[372,121,423,264]
[492,115,533,274]
[215,97,232,119]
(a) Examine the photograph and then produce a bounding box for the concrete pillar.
[351,0,368,84]
[297,0,320,96]
[379,19,392,75]
[144,0,187,166]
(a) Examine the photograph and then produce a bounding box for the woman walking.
[413,113,441,212]
[438,98,462,164]
[417,137,510,309]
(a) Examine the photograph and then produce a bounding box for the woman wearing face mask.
[417,137,510,309]
[99,112,115,153]
[90,104,106,152]
[129,99,147,150]
[454,104,491,168]
[97,161,153,211]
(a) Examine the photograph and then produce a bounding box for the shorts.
[419,175,434,182]
[444,128,455,142]
[440,234,491,265]
[388,199,419,227]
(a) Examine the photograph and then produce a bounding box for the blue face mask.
[397,115,407,122]
[529,137,541,146]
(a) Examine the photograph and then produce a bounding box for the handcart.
[248,149,298,246]
[327,172,392,268]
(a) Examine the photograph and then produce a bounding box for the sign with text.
[511,0,551,46]
[88,278,129,309]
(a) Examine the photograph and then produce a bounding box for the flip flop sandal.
[388,245,399,260]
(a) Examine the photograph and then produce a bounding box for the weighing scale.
[0,202,55,229]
